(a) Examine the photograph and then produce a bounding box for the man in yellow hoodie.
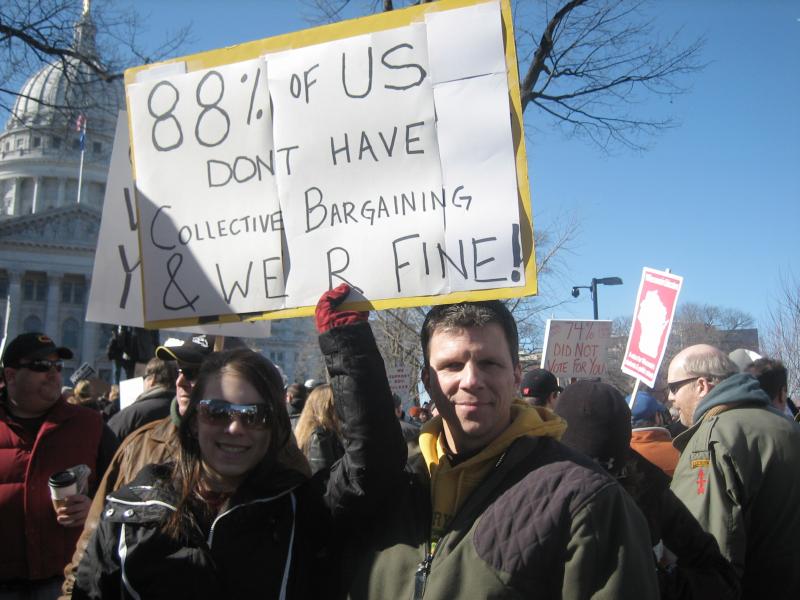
[340,300,658,599]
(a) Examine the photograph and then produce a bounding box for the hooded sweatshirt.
[692,373,769,423]
[419,401,566,544]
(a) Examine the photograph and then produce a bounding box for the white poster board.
[87,112,272,337]
[540,319,612,380]
[621,268,683,387]
[124,0,535,327]
[118,376,145,411]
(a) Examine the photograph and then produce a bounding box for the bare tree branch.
[0,0,192,124]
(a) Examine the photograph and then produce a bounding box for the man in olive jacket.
[668,344,800,599]
[341,300,658,599]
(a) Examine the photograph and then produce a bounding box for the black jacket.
[306,428,344,476]
[74,322,406,599]
[73,463,327,599]
[108,386,174,442]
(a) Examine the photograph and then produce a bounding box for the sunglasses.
[177,367,199,382]
[15,359,63,373]
[667,377,700,395]
[197,399,269,429]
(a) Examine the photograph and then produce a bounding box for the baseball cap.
[1,332,73,367]
[520,368,563,398]
[627,390,666,423]
[155,335,212,366]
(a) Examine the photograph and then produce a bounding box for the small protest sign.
[70,362,97,385]
[386,361,417,410]
[621,268,683,387]
[540,319,612,380]
[123,0,535,328]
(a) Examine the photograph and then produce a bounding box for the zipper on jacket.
[412,543,433,600]
[411,449,509,599]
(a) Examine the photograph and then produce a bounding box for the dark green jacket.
[671,373,800,599]
[342,435,658,599]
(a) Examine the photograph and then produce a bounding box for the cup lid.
[48,470,77,487]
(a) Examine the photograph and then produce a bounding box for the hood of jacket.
[693,373,770,422]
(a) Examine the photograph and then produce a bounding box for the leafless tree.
[0,0,191,121]
[303,0,705,152]
[606,303,757,393]
[764,275,800,398]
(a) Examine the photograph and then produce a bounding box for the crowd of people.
[1,284,798,599]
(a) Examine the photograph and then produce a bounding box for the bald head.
[671,345,738,381]
[668,344,738,426]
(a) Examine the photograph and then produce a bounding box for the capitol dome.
[5,5,123,137]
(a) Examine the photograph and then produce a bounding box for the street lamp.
[571,277,623,319]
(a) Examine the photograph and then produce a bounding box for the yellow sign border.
[125,0,536,328]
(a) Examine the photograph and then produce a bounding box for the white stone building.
[0,6,121,381]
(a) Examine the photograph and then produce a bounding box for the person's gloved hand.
[315,283,368,333]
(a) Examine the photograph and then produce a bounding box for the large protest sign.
[621,268,683,387]
[124,0,535,328]
[87,112,272,337]
[540,319,612,380]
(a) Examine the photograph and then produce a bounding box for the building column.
[9,178,20,215]
[31,176,40,213]
[57,178,66,207]
[80,320,98,367]
[44,273,62,335]
[4,270,23,343]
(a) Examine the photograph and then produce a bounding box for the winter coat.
[107,385,175,442]
[61,414,181,598]
[73,321,406,598]
[671,373,800,599]
[631,426,680,477]
[340,422,659,599]
[72,462,328,599]
[305,427,344,476]
[0,400,105,581]
[621,450,740,599]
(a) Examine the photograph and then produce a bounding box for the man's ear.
[696,376,714,397]
[513,362,522,389]
[421,366,430,393]
[2,367,16,387]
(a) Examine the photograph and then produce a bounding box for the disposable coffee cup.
[49,470,77,511]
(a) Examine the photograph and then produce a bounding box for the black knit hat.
[554,381,631,475]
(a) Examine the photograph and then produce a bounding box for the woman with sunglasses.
[72,285,407,599]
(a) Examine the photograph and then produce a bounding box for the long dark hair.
[162,348,289,539]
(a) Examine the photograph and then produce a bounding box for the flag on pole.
[75,114,87,151]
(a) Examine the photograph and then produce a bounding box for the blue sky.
[120,0,798,339]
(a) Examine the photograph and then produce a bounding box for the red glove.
[315,284,368,333]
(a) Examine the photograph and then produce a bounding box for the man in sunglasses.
[59,335,212,599]
[668,344,800,599]
[0,333,119,597]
